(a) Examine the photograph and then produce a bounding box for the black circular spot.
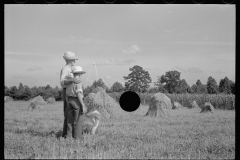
[119,91,140,112]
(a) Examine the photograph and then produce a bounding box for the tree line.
[5,65,235,101]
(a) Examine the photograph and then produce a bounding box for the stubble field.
[5,101,235,159]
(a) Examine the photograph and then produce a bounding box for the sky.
[5,4,235,89]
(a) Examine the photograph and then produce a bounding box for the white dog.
[78,109,101,135]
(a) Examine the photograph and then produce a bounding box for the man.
[60,51,81,138]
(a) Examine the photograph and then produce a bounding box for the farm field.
[5,101,235,159]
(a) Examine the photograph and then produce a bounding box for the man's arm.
[64,76,81,85]
[60,67,81,87]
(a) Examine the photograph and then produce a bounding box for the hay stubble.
[5,101,235,159]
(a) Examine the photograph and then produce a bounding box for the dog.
[77,109,101,135]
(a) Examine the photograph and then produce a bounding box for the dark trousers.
[62,88,68,137]
[66,97,84,139]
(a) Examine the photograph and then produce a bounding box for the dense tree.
[9,86,18,99]
[196,79,202,86]
[5,86,9,96]
[124,65,152,93]
[147,87,159,93]
[176,79,191,94]
[109,81,124,93]
[195,79,208,94]
[91,79,107,90]
[229,80,235,95]
[15,83,25,100]
[191,84,197,94]
[83,86,93,97]
[23,85,32,100]
[206,76,219,94]
[154,78,168,93]
[218,77,232,94]
[158,70,181,93]
[105,86,111,93]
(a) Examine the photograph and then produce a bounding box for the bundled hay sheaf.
[190,100,199,109]
[145,92,172,117]
[5,96,13,103]
[27,95,46,111]
[46,97,55,104]
[200,102,214,113]
[172,101,182,110]
[83,90,124,119]
[91,86,105,93]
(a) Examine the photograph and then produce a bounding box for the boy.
[65,66,87,139]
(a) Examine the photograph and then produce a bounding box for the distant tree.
[15,83,25,100]
[110,81,124,93]
[105,86,111,93]
[124,65,152,93]
[56,89,63,101]
[154,78,168,93]
[158,70,181,93]
[83,86,93,97]
[218,77,232,94]
[191,84,198,94]
[176,79,191,94]
[229,80,235,95]
[5,85,9,96]
[23,85,32,100]
[36,86,45,98]
[187,87,194,94]
[9,86,18,99]
[44,84,51,90]
[147,87,159,93]
[30,86,38,98]
[195,79,208,94]
[91,79,107,90]
[196,79,202,86]
[206,76,219,94]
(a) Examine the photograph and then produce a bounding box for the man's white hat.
[63,51,78,60]
[72,66,86,74]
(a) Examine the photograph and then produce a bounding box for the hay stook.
[27,95,46,111]
[172,101,182,109]
[200,102,214,113]
[190,100,199,109]
[83,89,123,119]
[145,92,172,117]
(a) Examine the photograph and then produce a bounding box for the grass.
[5,101,235,159]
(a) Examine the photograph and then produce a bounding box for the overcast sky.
[5,4,235,89]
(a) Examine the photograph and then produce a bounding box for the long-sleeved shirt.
[60,65,73,89]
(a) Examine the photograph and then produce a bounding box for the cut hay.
[172,101,182,109]
[145,92,172,117]
[46,97,55,104]
[91,86,105,93]
[200,102,214,113]
[83,90,125,119]
[5,96,13,103]
[190,100,199,109]
[27,95,46,111]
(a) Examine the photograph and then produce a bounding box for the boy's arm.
[77,92,87,114]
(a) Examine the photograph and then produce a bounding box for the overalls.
[66,96,84,139]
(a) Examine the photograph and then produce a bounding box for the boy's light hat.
[72,66,86,74]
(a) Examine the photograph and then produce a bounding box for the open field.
[5,101,235,159]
